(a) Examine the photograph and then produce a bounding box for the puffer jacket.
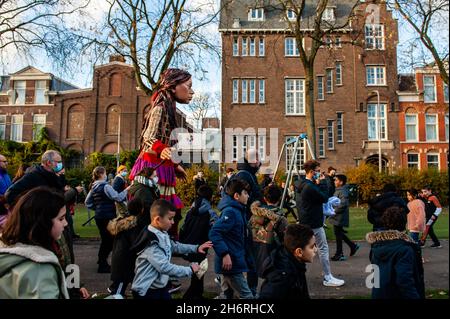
[0,241,69,299]
[367,192,409,230]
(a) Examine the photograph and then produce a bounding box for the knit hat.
[117,165,127,173]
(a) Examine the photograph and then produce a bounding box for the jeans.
[95,218,113,266]
[409,231,420,244]
[221,273,254,299]
[313,227,331,278]
[333,225,356,256]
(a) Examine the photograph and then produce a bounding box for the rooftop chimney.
[232,18,241,28]
[109,55,126,63]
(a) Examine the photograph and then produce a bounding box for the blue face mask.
[53,162,64,173]
[121,171,128,177]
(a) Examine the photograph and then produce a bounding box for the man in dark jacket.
[366,206,425,299]
[367,183,409,231]
[298,160,344,287]
[259,224,316,299]
[5,150,66,207]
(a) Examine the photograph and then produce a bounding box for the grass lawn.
[74,205,449,240]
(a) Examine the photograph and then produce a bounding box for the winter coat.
[128,177,160,214]
[259,246,309,300]
[328,185,350,227]
[131,225,198,296]
[209,195,249,275]
[407,199,426,233]
[298,179,329,229]
[85,180,128,220]
[367,192,409,231]
[0,241,69,299]
[366,230,425,299]
[235,160,263,212]
[5,164,65,206]
[112,175,127,193]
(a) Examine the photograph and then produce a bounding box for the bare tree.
[184,92,219,130]
[274,0,361,157]
[389,0,449,84]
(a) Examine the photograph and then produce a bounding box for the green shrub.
[176,164,220,206]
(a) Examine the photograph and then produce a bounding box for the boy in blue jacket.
[209,178,254,299]
[131,199,212,299]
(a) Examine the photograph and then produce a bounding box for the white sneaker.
[323,275,345,287]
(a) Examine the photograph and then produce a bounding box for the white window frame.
[285,136,306,172]
[366,66,386,86]
[258,135,266,161]
[367,103,387,141]
[317,76,324,100]
[318,128,326,158]
[233,37,239,56]
[335,36,342,48]
[425,113,438,141]
[407,152,420,169]
[258,37,265,56]
[232,135,238,161]
[11,114,23,142]
[232,79,239,103]
[285,37,300,56]
[444,83,449,103]
[327,120,334,150]
[249,38,256,56]
[325,36,332,48]
[287,9,296,21]
[242,37,248,56]
[0,114,6,140]
[326,69,333,93]
[445,113,449,141]
[241,79,248,103]
[405,114,418,142]
[285,79,305,115]
[259,79,265,104]
[32,114,46,141]
[249,8,264,21]
[424,75,437,103]
[14,80,26,105]
[335,62,342,85]
[426,152,440,169]
[322,7,335,22]
[337,112,344,142]
[35,80,46,105]
[249,79,256,103]
[365,24,385,50]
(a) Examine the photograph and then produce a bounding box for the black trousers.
[95,218,113,265]
[424,216,440,245]
[333,225,356,256]
[183,274,205,299]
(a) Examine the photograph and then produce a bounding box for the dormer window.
[287,9,296,21]
[35,80,46,104]
[14,81,26,105]
[249,8,264,21]
[323,7,335,22]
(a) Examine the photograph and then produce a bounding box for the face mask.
[121,171,128,177]
[53,162,64,173]
[152,176,159,185]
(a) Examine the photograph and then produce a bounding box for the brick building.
[0,56,192,164]
[398,65,449,171]
[220,0,401,172]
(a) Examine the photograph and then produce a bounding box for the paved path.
[74,239,449,298]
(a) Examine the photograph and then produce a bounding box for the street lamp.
[371,90,382,173]
[113,108,121,170]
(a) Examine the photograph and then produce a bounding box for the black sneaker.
[98,264,111,273]
[350,243,360,256]
[331,254,347,261]
[430,243,442,249]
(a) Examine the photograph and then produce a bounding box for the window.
[232,135,238,161]
[285,38,300,56]
[35,81,46,104]
[337,112,343,142]
[0,115,6,140]
[11,114,23,142]
[259,79,265,103]
[425,113,438,141]
[285,79,305,115]
[32,114,46,141]
[424,76,436,103]
[326,69,333,93]
[427,153,439,169]
[258,37,265,56]
[365,24,385,49]
[242,37,248,56]
[241,80,248,103]
[232,80,239,103]
[249,38,256,56]
[233,37,239,56]
[14,81,25,104]
[249,80,256,103]
[325,36,332,48]
[367,103,387,140]
[444,83,449,103]
[287,9,296,20]
[317,76,324,100]
[366,66,386,86]
[258,135,266,161]
[335,37,342,48]
[335,62,342,85]
[109,73,122,96]
[445,113,449,141]
[242,135,256,158]
[67,105,84,139]
[323,7,335,21]
[285,136,306,172]
[249,8,264,21]
[405,114,418,141]
[327,120,334,149]
[318,128,326,158]
[407,153,419,169]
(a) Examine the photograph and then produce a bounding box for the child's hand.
[79,287,90,299]
[198,241,213,253]
[222,254,232,271]
[191,263,200,273]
